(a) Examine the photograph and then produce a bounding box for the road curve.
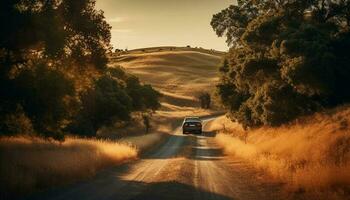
[28,117,284,200]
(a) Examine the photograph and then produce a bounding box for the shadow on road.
[191,146,223,161]
[191,131,223,161]
[141,131,224,163]
[26,167,231,200]
[142,129,221,161]
[24,119,230,200]
[201,131,217,137]
[129,180,231,200]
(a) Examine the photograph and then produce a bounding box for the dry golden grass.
[120,132,167,152]
[98,48,224,151]
[108,49,224,132]
[101,48,224,140]
[0,136,137,198]
[1,48,223,199]
[213,106,350,199]
[110,50,221,109]
[100,48,224,149]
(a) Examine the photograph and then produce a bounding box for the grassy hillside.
[109,47,223,110]
[100,47,224,139]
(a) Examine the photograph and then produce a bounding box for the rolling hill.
[109,47,224,111]
[99,47,225,138]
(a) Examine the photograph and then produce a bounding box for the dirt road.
[28,118,284,200]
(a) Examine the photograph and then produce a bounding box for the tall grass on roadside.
[215,106,350,198]
[0,136,137,199]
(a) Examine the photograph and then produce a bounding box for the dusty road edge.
[136,112,225,158]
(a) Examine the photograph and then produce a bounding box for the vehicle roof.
[184,117,201,122]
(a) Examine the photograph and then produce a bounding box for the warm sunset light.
[96,0,233,50]
[1,1,349,199]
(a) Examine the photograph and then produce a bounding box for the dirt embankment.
[209,106,350,200]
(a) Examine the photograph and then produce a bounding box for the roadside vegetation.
[0,0,160,198]
[211,1,350,199]
[212,107,350,199]
[0,136,137,199]
[198,92,211,109]
[0,0,160,140]
[212,0,350,128]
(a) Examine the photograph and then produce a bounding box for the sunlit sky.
[96,0,234,51]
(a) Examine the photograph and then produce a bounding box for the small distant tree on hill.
[198,92,211,109]
[142,113,151,133]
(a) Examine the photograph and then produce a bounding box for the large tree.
[212,0,350,128]
[0,0,111,137]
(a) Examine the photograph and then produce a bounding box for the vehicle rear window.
[184,122,201,126]
[185,118,200,122]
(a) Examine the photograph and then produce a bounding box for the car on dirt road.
[182,117,202,134]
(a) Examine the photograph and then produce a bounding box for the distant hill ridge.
[112,46,226,57]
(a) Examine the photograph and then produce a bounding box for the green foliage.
[74,75,132,136]
[0,63,75,137]
[71,67,161,136]
[0,0,111,68]
[0,1,161,139]
[110,67,162,111]
[14,64,75,136]
[212,0,350,128]
[0,0,111,139]
[0,106,34,136]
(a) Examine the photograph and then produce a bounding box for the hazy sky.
[95,0,234,51]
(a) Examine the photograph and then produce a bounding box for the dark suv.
[182,117,202,134]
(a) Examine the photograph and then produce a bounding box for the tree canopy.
[212,0,350,128]
[71,67,161,136]
[0,0,111,66]
[0,0,161,139]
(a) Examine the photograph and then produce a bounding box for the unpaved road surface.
[28,118,284,200]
